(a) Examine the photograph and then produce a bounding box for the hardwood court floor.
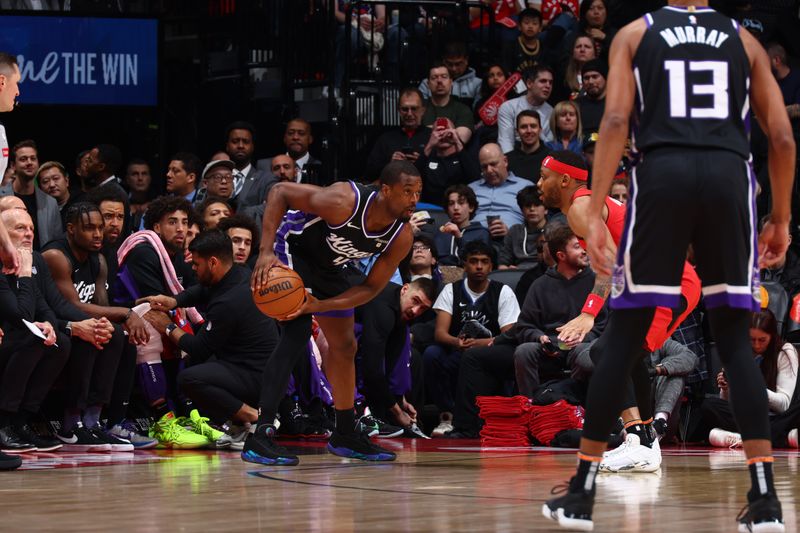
[2,439,798,532]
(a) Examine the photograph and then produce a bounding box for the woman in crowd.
[553,33,596,102]
[473,63,516,146]
[577,0,616,60]
[704,309,798,447]
[545,101,583,154]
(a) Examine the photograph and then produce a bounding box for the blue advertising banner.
[0,16,158,106]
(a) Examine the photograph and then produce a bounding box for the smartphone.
[401,146,416,155]
[486,215,500,225]
[434,117,449,130]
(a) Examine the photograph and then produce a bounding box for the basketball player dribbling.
[538,149,701,473]
[543,1,795,531]
[0,52,24,472]
[243,160,421,466]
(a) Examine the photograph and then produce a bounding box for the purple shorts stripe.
[704,292,760,312]
[610,290,680,310]
[316,308,354,318]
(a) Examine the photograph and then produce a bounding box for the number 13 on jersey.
[664,60,729,119]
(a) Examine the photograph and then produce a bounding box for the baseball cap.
[202,159,235,180]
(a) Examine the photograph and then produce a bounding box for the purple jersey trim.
[317,308,355,318]
[274,210,317,266]
[361,191,400,238]
[327,181,361,230]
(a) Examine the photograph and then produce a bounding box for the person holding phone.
[413,117,480,206]
[365,88,431,180]
[420,63,475,144]
[702,308,798,449]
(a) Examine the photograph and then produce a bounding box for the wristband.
[581,294,605,317]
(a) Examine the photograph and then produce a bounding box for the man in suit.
[0,139,62,250]
[81,144,132,239]
[257,119,329,186]
[224,121,274,213]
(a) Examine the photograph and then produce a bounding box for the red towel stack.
[476,395,532,447]
[529,400,585,446]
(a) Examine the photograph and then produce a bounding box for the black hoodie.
[515,265,608,344]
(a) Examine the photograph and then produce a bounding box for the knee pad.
[137,362,167,405]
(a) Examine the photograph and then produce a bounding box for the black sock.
[570,455,601,494]
[748,458,776,500]
[626,422,654,448]
[335,408,355,435]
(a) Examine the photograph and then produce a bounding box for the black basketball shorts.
[610,147,761,312]
[280,251,354,318]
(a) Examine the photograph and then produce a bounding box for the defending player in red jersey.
[538,150,701,474]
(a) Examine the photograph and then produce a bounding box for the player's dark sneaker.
[87,425,134,452]
[278,400,332,440]
[327,431,396,461]
[542,479,595,531]
[652,418,668,440]
[241,425,299,466]
[358,410,403,438]
[56,423,111,452]
[737,492,784,533]
[0,450,22,470]
[14,424,62,452]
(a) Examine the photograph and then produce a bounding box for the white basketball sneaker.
[599,433,661,473]
[709,428,743,449]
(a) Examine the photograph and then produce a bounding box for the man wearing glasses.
[200,160,235,201]
[365,88,431,180]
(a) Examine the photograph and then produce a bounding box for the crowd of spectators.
[2,0,800,456]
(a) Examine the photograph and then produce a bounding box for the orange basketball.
[252,266,306,320]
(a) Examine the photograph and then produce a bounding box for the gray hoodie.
[419,67,482,107]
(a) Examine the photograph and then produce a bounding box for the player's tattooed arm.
[590,273,612,301]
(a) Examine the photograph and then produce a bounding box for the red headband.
[542,155,588,181]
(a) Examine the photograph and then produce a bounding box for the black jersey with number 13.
[632,5,751,159]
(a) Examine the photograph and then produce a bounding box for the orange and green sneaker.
[149,412,209,449]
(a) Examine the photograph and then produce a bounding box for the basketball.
[252,266,306,320]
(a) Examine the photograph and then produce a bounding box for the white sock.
[655,412,669,421]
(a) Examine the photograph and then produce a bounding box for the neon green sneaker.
[149,412,209,449]
[188,409,225,443]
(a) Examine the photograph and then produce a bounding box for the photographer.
[414,117,480,207]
